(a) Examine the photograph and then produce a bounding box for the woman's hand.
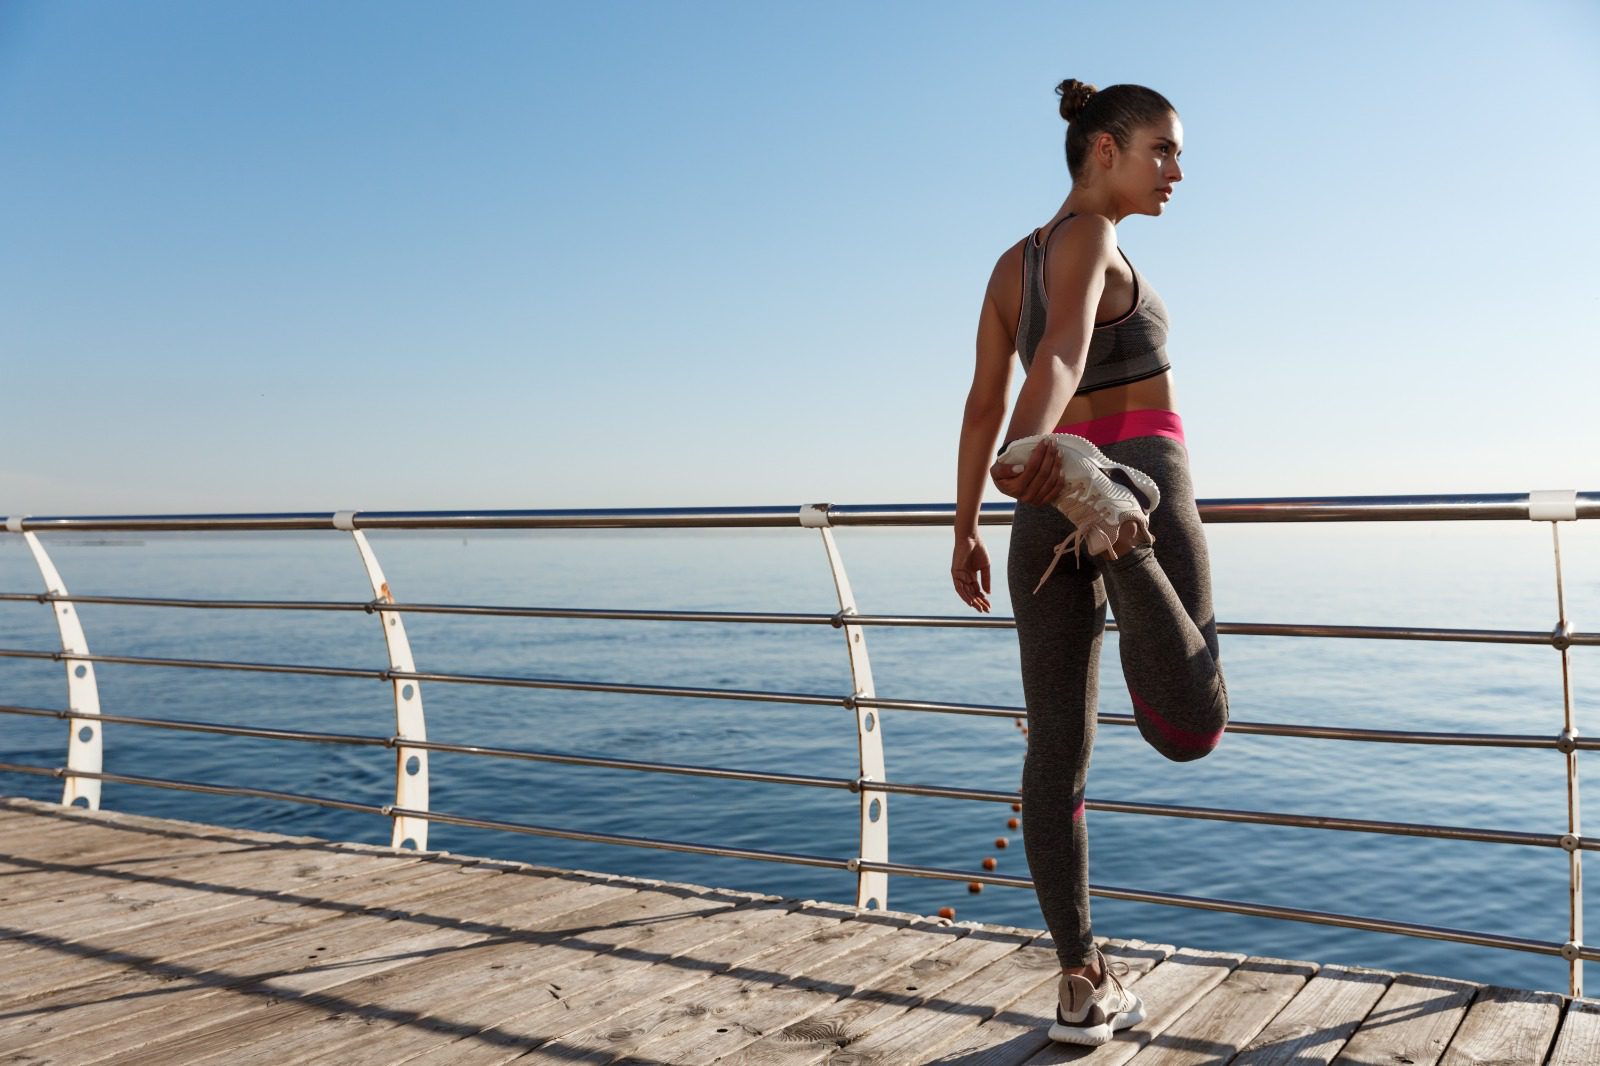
[951,535,992,613]
[990,439,1064,506]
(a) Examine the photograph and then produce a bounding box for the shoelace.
[1033,499,1152,594]
[1098,955,1132,1003]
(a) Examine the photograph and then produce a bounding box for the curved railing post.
[7,520,104,809]
[802,504,888,910]
[334,512,429,850]
[1533,491,1583,997]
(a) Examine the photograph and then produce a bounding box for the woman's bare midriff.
[1059,371,1178,426]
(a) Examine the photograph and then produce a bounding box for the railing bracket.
[799,504,832,528]
[1529,490,1578,522]
[1561,833,1582,852]
[1552,621,1575,652]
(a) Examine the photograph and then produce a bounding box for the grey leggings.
[1008,434,1229,966]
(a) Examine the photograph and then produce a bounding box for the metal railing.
[0,490,1593,994]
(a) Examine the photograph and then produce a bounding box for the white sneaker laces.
[1032,482,1150,595]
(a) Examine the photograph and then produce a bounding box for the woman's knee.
[1132,683,1227,762]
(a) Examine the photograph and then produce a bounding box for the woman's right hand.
[989,439,1064,506]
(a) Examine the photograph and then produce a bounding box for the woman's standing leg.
[1009,499,1107,967]
[1096,435,1228,762]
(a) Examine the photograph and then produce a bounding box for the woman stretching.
[950,79,1230,1047]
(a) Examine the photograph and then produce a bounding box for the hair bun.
[1056,79,1098,123]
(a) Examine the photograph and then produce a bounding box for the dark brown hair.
[1056,79,1176,182]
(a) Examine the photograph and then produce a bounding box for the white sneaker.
[1048,946,1146,1046]
[997,433,1160,592]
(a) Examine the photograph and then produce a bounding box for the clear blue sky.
[2,0,1596,514]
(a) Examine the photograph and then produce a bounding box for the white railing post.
[801,504,888,910]
[334,512,430,851]
[1532,491,1582,997]
[8,520,104,809]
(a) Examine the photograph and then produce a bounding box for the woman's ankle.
[1061,960,1103,985]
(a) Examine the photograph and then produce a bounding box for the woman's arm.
[1000,214,1115,446]
[952,252,1064,612]
[954,261,1016,541]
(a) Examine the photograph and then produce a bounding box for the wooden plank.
[1436,985,1564,1066]
[273,892,812,1066]
[0,851,498,996]
[1547,998,1600,1066]
[0,844,429,938]
[0,802,323,856]
[89,876,752,1066]
[598,919,1031,1064]
[1121,956,1316,1066]
[497,903,942,1063]
[1022,947,1245,1065]
[398,904,918,1066]
[0,851,455,950]
[28,872,627,1066]
[774,933,1061,1065]
[0,862,502,1056]
[181,891,815,1066]
[1229,965,1394,1066]
[0,797,326,846]
[689,920,1032,1066]
[914,939,1174,1066]
[0,865,524,1059]
[0,818,262,871]
[1331,972,1478,1066]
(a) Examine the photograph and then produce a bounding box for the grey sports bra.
[1016,213,1171,393]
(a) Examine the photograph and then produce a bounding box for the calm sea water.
[2,517,1596,994]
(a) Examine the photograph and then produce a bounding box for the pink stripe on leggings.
[1128,687,1223,754]
[1070,796,1085,821]
[1055,408,1185,447]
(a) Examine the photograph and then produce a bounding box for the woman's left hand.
[989,439,1064,506]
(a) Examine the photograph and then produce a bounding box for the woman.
[950,79,1230,1047]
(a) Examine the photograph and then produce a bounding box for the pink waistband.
[1054,408,1185,447]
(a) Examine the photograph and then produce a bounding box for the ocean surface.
[1,515,1597,995]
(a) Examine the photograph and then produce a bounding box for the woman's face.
[1111,112,1184,217]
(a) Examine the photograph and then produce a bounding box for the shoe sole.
[1047,998,1146,1046]
[998,433,1161,516]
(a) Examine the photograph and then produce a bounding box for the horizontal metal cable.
[0,706,856,790]
[387,806,851,870]
[858,696,1595,750]
[856,859,1597,961]
[0,647,388,680]
[846,614,1596,647]
[0,649,1580,751]
[4,592,1591,650]
[0,592,843,627]
[0,649,846,707]
[0,765,850,870]
[0,764,385,814]
[3,589,1587,652]
[394,737,855,790]
[866,779,1575,849]
[0,704,392,748]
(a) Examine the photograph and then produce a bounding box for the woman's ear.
[1091,130,1118,170]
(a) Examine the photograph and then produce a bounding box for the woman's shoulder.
[1049,212,1117,254]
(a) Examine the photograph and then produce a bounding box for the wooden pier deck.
[1,797,1596,1066]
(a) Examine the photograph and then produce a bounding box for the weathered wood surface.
[1,796,1597,1065]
